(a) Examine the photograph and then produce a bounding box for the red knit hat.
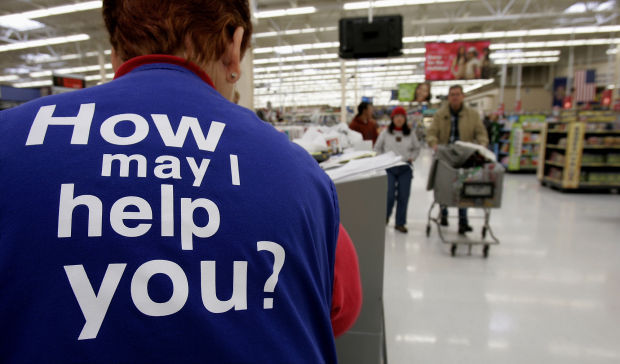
[391,106,407,118]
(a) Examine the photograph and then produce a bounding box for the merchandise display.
[539,110,620,190]
[497,114,546,172]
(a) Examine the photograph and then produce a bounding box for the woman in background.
[375,106,421,233]
[414,82,432,103]
[451,46,466,79]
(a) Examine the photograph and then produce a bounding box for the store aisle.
[383,149,620,364]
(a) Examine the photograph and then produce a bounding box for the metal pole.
[515,63,522,113]
[566,38,574,97]
[616,42,620,101]
[369,0,374,23]
[567,45,574,109]
[341,59,347,124]
[354,64,359,106]
[98,45,106,83]
[499,62,507,112]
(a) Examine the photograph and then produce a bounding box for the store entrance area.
[384,149,620,363]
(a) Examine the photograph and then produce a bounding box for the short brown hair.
[103,0,252,66]
[449,85,463,94]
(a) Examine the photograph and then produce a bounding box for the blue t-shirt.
[0,61,340,363]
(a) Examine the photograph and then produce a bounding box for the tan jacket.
[427,104,489,147]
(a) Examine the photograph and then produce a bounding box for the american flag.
[574,69,596,103]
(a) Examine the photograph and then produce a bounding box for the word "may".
[25,103,225,151]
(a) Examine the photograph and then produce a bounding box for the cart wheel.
[426,225,431,237]
[450,244,457,257]
[483,245,490,258]
[482,227,487,239]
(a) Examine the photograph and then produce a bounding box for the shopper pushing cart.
[426,142,504,257]
[427,84,489,235]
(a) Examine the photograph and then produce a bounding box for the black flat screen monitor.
[339,15,403,59]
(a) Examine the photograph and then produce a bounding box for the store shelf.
[520,153,540,157]
[579,182,620,188]
[545,161,564,167]
[523,129,543,132]
[584,131,620,135]
[582,145,620,150]
[547,130,568,134]
[546,144,566,149]
[522,142,540,144]
[542,177,563,186]
[580,164,620,168]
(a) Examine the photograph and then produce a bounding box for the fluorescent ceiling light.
[493,57,560,65]
[0,75,20,82]
[490,50,561,59]
[25,49,112,64]
[344,0,467,10]
[13,80,53,88]
[0,15,45,31]
[30,63,113,78]
[490,38,620,50]
[254,57,425,73]
[254,53,338,65]
[596,0,616,11]
[19,1,102,19]
[563,1,614,14]
[254,42,339,55]
[255,6,316,18]
[403,25,620,43]
[254,27,337,39]
[0,34,90,53]
[402,48,426,54]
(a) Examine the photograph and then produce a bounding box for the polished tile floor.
[383,150,620,363]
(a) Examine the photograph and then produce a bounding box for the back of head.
[103,0,252,66]
[357,102,370,117]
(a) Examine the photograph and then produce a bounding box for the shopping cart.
[426,152,504,258]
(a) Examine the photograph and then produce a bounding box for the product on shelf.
[549,123,568,132]
[546,167,563,180]
[585,136,620,147]
[607,154,620,164]
[521,144,540,155]
[585,122,615,132]
[548,151,565,163]
[558,137,567,146]
[523,133,538,143]
[581,153,605,164]
[586,172,620,184]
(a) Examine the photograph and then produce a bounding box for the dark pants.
[386,165,412,226]
[441,206,469,226]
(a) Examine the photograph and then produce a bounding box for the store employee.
[0,1,360,363]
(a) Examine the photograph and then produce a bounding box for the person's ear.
[222,27,245,84]
[111,48,123,72]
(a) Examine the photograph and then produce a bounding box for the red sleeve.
[349,121,360,134]
[331,224,362,337]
